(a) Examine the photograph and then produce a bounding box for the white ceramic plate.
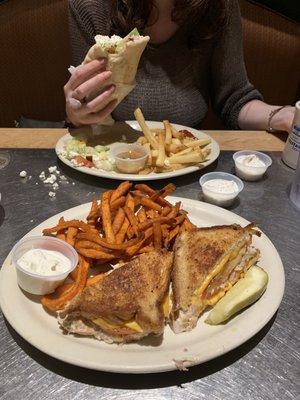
[55,121,220,181]
[0,197,284,373]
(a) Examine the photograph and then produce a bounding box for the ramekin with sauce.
[199,172,244,207]
[11,236,78,295]
[110,143,149,174]
[233,150,272,181]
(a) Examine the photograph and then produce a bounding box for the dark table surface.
[0,149,299,400]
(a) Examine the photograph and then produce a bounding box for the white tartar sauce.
[234,153,268,181]
[18,248,71,276]
[203,179,239,193]
[202,178,240,207]
[235,154,265,168]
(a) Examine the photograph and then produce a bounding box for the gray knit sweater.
[69,0,262,128]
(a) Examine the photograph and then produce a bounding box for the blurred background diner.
[0,0,299,130]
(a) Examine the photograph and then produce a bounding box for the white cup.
[11,236,78,295]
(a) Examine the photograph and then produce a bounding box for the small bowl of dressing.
[110,143,149,174]
[199,172,244,207]
[233,150,272,181]
[11,236,78,295]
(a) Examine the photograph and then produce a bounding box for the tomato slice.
[72,155,95,168]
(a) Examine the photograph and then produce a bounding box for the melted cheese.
[191,253,231,305]
[204,283,232,306]
[162,293,170,317]
[203,251,257,306]
[229,247,241,260]
[93,317,143,333]
[124,320,144,333]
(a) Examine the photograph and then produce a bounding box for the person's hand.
[64,59,117,126]
[271,106,295,132]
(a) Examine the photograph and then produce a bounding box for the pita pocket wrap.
[83,29,150,125]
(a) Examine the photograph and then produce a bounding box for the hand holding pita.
[64,59,118,127]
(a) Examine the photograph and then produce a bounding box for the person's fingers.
[66,76,117,126]
[72,71,112,101]
[85,85,116,112]
[66,97,82,111]
[67,59,107,91]
[84,99,118,124]
[67,98,118,126]
[68,85,115,116]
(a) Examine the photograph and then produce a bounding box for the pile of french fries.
[134,108,211,174]
[41,181,196,312]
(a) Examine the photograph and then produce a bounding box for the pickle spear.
[205,265,268,325]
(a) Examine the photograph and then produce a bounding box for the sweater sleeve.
[210,0,263,129]
[68,0,111,66]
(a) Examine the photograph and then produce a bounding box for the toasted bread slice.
[59,250,173,343]
[170,224,260,333]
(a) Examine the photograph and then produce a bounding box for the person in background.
[64,0,295,132]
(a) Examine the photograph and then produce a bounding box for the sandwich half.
[169,224,260,333]
[59,250,173,343]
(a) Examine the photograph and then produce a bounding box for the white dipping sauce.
[235,154,265,168]
[18,248,71,276]
[202,179,239,206]
[235,154,267,181]
[203,179,239,193]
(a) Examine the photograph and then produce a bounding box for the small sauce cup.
[110,143,149,174]
[199,172,244,207]
[11,236,78,295]
[233,150,272,181]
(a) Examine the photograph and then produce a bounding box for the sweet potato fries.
[41,181,195,311]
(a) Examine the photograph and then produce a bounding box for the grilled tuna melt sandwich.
[59,250,173,343]
[169,224,260,333]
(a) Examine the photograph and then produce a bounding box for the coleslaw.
[59,139,114,171]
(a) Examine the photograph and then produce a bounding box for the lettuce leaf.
[116,28,140,51]
[125,28,140,37]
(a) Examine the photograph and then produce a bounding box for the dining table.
[0,128,299,400]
